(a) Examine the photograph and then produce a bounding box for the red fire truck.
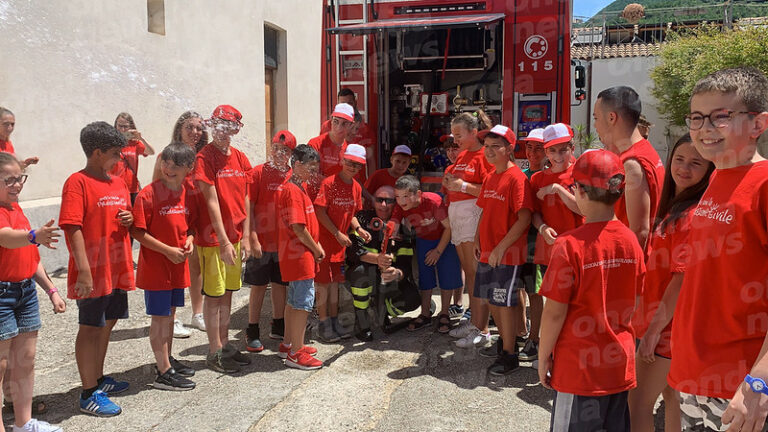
[322,0,573,186]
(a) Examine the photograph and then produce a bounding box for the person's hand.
[377,253,393,269]
[183,236,194,255]
[425,248,442,266]
[538,355,553,390]
[313,244,326,263]
[637,331,660,364]
[74,271,93,298]
[35,219,61,249]
[356,227,372,243]
[241,240,251,261]
[722,381,768,431]
[127,129,143,141]
[542,226,558,245]
[49,291,66,313]
[165,246,187,264]
[442,173,462,192]
[474,241,482,261]
[381,267,402,283]
[117,209,133,227]
[219,242,236,266]
[335,231,352,247]
[488,245,505,268]
[536,184,558,200]
[249,233,263,260]
[22,157,39,166]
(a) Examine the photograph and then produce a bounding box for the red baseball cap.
[572,149,625,191]
[439,134,454,143]
[543,123,574,148]
[272,130,297,150]
[210,105,243,125]
[478,124,516,146]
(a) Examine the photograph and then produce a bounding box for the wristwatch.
[744,374,768,395]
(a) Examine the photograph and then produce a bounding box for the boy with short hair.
[314,144,369,342]
[276,145,324,370]
[391,175,462,331]
[194,105,252,373]
[538,149,645,431]
[364,145,412,199]
[132,143,197,391]
[59,121,136,417]
[668,67,768,431]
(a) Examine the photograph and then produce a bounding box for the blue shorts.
[287,279,315,312]
[77,290,129,327]
[0,279,41,341]
[474,262,522,307]
[144,289,186,316]
[415,237,462,291]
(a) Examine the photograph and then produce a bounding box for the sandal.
[437,313,451,334]
[406,314,432,332]
[3,398,47,416]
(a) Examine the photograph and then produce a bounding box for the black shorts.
[243,252,287,286]
[550,390,629,432]
[521,263,547,295]
[77,290,129,327]
[473,262,522,307]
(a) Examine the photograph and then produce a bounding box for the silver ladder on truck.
[333,0,369,123]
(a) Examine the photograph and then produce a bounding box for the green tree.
[650,25,768,126]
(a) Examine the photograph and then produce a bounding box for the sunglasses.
[374,197,395,204]
[3,175,28,187]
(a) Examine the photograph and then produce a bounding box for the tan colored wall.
[0,0,322,201]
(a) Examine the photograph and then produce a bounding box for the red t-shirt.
[530,166,585,264]
[633,211,693,358]
[59,171,135,299]
[615,139,665,232]
[320,120,375,182]
[447,148,493,203]
[539,220,645,396]
[193,145,252,247]
[109,140,147,194]
[133,180,192,291]
[669,161,768,398]
[390,192,447,241]
[249,163,291,253]
[307,133,346,177]
[314,174,363,262]
[476,166,534,266]
[0,203,39,281]
[364,169,398,197]
[276,182,320,282]
[0,140,15,155]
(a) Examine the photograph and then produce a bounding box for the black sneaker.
[519,339,538,361]
[516,334,528,349]
[479,336,502,358]
[488,352,520,376]
[169,356,195,377]
[206,349,240,374]
[269,318,285,340]
[153,368,196,391]
[223,343,251,366]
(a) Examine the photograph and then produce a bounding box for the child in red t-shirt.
[314,144,369,342]
[526,124,583,362]
[243,130,295,352]
[628,134,713,432]
[0,107,39,168]
[276,145,324,370]
[364,144,412,205]
[307,103,354,198]
[0,152,64,431]
[472,125,533,372]
[539,149,645,431]
[131,143,197,392]
[194,105,252,374]
[111,112,155,204]
[59,121,136,417]
[440,134,466,318]
[391,175,462,332]
[667,67,768,431]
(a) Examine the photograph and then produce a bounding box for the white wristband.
[460,181,468,194]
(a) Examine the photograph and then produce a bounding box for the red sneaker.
[285,350,323,370]
[278,343,318,359]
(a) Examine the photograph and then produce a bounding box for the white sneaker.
[455,327,491,348]
[13,418,63,432]
[449,322,475,339]
[173,319,191,338]
[189,313,206,331]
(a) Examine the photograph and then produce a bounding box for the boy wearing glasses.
[538,149,645,431]
[668,67,768,431]
[314,144,369,342]
[307,104,355,198]
[593,86,664,249]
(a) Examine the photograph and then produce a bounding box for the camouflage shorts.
[679,392,768,431]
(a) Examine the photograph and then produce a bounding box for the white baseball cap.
[525,128,545,143]
[343,143,367,165]
[543,123,574,148]
[393,145,412,156]
[332,103,355,122]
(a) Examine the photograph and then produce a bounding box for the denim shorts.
[144,288,185,316]
[287,279,315,312]
[0,279,42,341]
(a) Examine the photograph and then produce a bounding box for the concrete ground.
[9,276,666,431]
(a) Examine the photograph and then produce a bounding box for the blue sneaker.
[79,390,122,417]
[97,376,129,395]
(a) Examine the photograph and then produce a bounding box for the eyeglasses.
[374,197,395,204]
[3,175,28,187]
[685,109,759,130]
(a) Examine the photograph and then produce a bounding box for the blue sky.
[573,0,615,19]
